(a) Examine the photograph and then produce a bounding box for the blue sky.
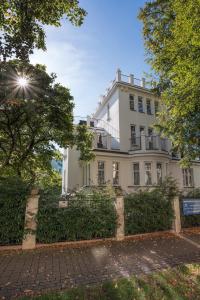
[30,0,150,119]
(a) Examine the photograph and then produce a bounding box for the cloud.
[30,41,93,89]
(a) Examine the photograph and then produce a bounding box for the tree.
[0,60,94,182]
[139,0,200,164]
[0,0,87,61]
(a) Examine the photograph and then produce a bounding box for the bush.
[180,189,200,228]
[0,177,30,245]
[124,179,176,235]
[36,187,117,243]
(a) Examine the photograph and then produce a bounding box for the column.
[172,196,181,234]
[116,69,121,82]
[141,131,146,151]
[129,74,134,85]
[115,196,125,241]
[22,188,39,250]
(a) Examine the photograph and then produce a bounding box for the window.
[148,128,153,136]
[98,161,105,185]
[107,104,110,121]
[133,163,140,185]
[146,99,151,115]
[130,125,136,144]
[113,162,119,185]
[157,163,162,184]
[145,162,152,185]
[155,101,159,115]
[129,94,135,111]
[138,96,144,113]
[140,126,145,134]
[182,168,194,187]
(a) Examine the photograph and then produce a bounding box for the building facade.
[62,69,200,194]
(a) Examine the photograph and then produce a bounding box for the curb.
[0,230,176,253]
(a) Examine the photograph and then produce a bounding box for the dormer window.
[138,96,144,113]
[129,94,135,111]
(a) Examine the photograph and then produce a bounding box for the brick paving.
[0,234,200,299]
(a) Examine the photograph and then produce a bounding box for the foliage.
[0,60,94,182]
[124,179,176,235]
[0,176,30,245]
[139,0,200,165]
[36,187,117,243]
[180,189,200,228]
[0,0,86,61]
[20,264,200,300]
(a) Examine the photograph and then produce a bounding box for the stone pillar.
[141,78,146,88]
[141,131,146,151]
[116,69,121,82]
[155,135,161,150]
[172,196,181,234]
[129,74,134,85]
[22,189,39,250]
[115,196,125,241]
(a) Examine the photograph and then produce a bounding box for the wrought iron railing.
[130,136,141,150]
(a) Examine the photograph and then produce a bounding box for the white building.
[62,69,200,194]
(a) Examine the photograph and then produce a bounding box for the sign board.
[182,198,200,216]
[59,200,68,208]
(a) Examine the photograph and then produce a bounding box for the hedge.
[180,189,200,228]
[0,177,29,245]
[36,187,117,243]
[124,189,174,235]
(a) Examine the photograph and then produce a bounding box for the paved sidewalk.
[0,234,200,299]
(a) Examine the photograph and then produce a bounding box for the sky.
[30,0,150,119]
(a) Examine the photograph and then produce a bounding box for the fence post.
[172,196,181,234]
[115,195,125,241]
[22,188,39,250]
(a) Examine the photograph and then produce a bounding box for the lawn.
[20,264,200,300]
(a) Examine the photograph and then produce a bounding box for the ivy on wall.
[36,187,117,243]
[124,188,175,236]
[0,177,29,245]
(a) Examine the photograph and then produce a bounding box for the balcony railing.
[96,134,107,149]
[145,136,158,150]
[130,135,168,152]
[130,137,141,151]
[93,132,120,151]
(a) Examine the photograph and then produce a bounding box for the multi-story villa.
[62,69,200,193]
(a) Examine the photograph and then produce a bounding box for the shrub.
[180,189,200,228]
[0,177,30,245]
[124,179,176,235]
[36,187,117,243]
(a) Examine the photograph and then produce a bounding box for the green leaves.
[0,177,30,245]
[0,60,94,182]
[124,178,176,235]
[139,0,200,165]
[0,0,87,60]
[37,187,117,243]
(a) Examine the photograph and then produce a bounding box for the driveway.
[0,233,200,299]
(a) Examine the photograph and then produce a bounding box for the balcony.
[93,131,120,151]
[130,137,141,151]
[130,135,169,152]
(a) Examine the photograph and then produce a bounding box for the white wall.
[118,86,159,152]
[63,147,82,192]
[89,153,200,192]
[95,89,120,148]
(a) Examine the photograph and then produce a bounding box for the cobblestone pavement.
[0,234,200,299]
